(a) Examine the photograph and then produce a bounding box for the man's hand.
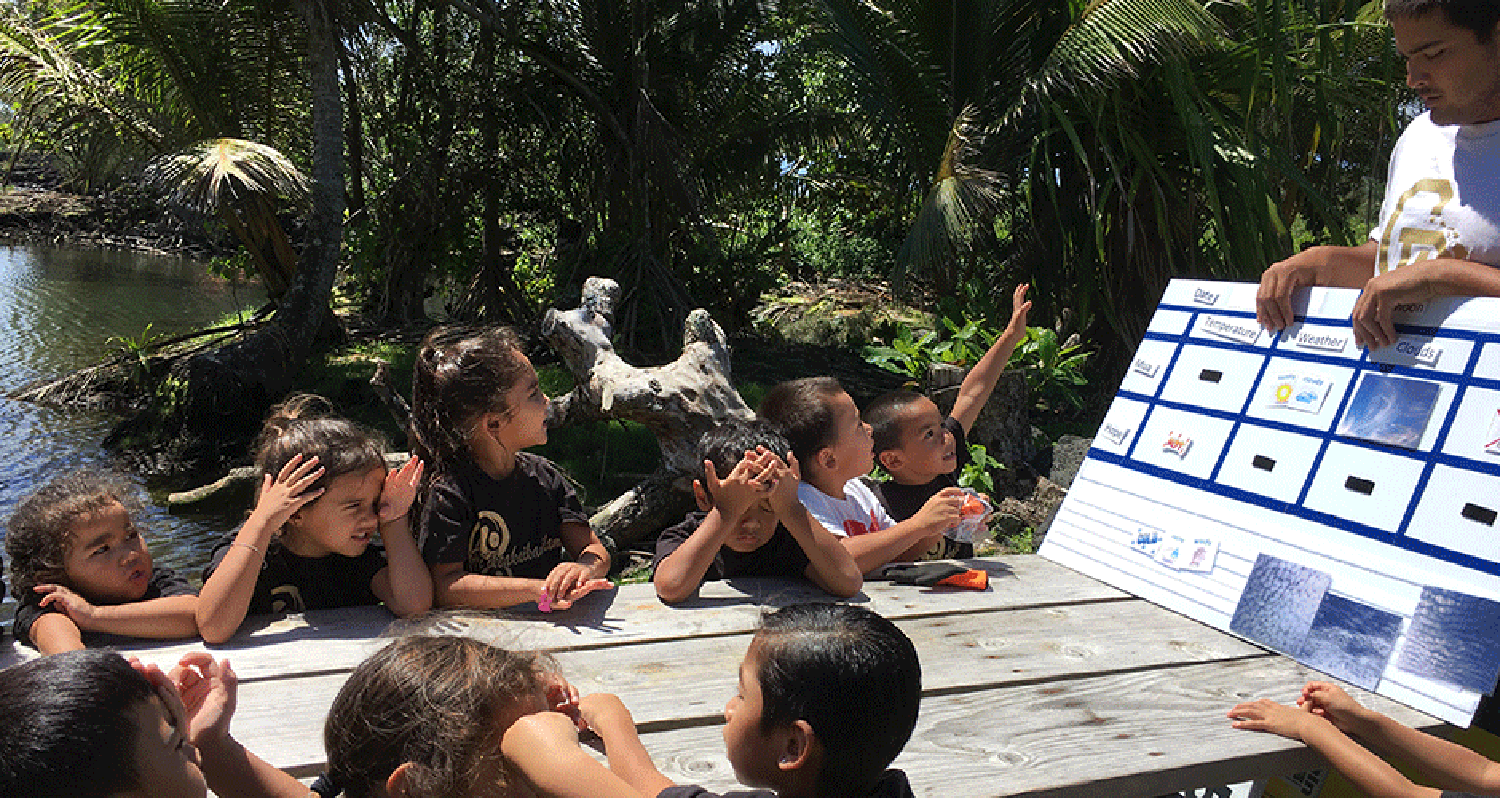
[1257,243,1379,332]
[1351,266,1436,350]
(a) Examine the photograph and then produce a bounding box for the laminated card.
[1041,279,1500,726]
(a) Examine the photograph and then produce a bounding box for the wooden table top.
[5,555,1446,797]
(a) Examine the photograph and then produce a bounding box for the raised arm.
[369,457,433,617]
[950,284,1031,434]
[197,456,325,644]
[655,453,773,603]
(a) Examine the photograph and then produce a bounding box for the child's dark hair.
[411,325,530,474]
[321,635,554,798]
[5,470,142,600]
[752,603,921,798]
[0,649,158,797]
[1385,0,1500,39]
[757,377,847,466]
[862,391,925,456]
[255,394,386,503]
[696,421,793,494]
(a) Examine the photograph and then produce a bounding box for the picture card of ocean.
[1297,594,1403,691]
[1231,554,1333,655]
[1396,587,1500,694]
[1335,373,1440,450]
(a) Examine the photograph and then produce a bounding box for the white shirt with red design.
[798,478,896,538]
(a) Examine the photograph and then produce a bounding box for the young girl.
[196,394,432,644]
[5,470,198,654]
[412,326,611,610]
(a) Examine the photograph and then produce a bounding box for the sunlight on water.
[0,246,265,620]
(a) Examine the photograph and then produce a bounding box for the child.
[411,326,611,610]
[1229,680,1500,798]
[758,377,964,575]
[5,470,198,654]
[505,602,921,798]
[197,394,431,644]
[652,422,863,603]
[863,284,1031,555]
[0,648,212,798]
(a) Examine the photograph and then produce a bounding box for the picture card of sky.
[1335,373,1440,450]
[1230,554,1333,655]
[1396,587,1500,694]
[1297,594,1403,691]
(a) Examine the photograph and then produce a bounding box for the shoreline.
[0,184,228,262]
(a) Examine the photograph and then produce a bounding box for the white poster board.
[1041,279,1500,726]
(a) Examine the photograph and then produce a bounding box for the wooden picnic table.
[6,555,1446,796]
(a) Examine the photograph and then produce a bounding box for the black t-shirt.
[875,415,968,521]
[203,540,385,615]
[652,511,812,585]
[420,454,589,578]
[657,770,913,798]
[13,566,195,648]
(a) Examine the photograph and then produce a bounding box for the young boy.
[1229,680,1500,797]
[652,423,863,604]
[503,602,922,798]
[863,284,1031,556]
[758,377,963,575]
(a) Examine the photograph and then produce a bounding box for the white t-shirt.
[1371,113,1500,274]
[798,479,896,538]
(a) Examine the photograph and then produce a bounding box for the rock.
[1048,434,1092,490]
[994,476,1068,547]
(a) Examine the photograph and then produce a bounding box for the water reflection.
[0,246,265,620]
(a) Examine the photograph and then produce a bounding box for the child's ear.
[778,719,818,771]
[692,480,713,512]
[877,448,903,473]
[386,762,419,797]
[815,447,837,473]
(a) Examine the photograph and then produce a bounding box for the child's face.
[284,466,384,557]
[124,695,207,798]
[890,397,957,481]
[723,644,782,789]
[62,500,153,604]
[822,391,874,480]
[496,356,549,451]
[698,488,780,553]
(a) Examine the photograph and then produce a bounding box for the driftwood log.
[544,277,753,551]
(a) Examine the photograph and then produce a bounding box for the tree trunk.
[543,277,752,550]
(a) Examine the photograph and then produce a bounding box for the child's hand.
[33,584,98,627]
[169,652,239,748]
[1227,697,1324,741]
[1299,681,1369,733]
[577,692,635,737]
[378,456,424,522]
[252,454,325,529]
[542,672,583,728]
[1000,284,1033,345]
[914,487,965,533]
[766,451,803,518]
[541,565,613,611]
[702,450,777,523]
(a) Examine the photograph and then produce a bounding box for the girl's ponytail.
[410,326,528,477]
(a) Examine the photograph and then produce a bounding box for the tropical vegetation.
[0,0,1412,471]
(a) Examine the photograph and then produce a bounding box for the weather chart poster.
[1041,280,1500,726]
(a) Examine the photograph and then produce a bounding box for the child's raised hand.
[765,451,803,517]
[1000,284,1033,345]
[33,584,97,626]
[576,692,636,737]
[169,652,239,747]
[252,454,324,528]
[542,673,584,728]
[378,456,424,522]
[702,451,775,522]
[1227,697,1322,741]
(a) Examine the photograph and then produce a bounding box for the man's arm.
[1352,257,1500,349]
[1257,241,1379,331]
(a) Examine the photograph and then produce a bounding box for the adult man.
[1256,0,1500,349]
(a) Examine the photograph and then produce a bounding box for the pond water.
[0,246,265,619]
